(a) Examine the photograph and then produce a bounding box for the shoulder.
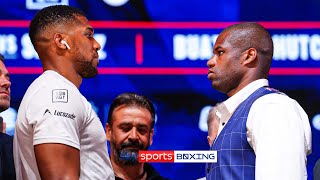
[248,90,309,127]
[22,75,87,123]
[35,71,79,91]
[254,90,301,108]
[26,73,82,106]
[24,73,76,101]
[248,89,309,124]
[145,163,169,180]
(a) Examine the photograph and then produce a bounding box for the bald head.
[222,22,273,76]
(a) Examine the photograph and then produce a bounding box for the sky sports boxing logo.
[138,150,217,163]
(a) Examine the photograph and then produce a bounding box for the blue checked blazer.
[206,87,278,180]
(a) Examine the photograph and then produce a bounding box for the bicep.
[34,143,80,180]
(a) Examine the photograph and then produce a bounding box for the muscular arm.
[34,143,80,180]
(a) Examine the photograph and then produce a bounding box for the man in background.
[206,22,311,180]
[13,5,114,179]
[106,92,167,180]
[206,107,216,147]
[0,53,15,180]
[314,159,320,180]
[206,106,223,147]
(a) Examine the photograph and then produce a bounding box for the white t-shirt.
[14,70,114,180]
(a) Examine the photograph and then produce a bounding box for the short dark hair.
[107,93,156,128]
[223,22,273,58]
[29,5,86,45]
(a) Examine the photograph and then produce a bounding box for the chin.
[212,85,228,94]
[81,69,98,78]
[0,104,9,112]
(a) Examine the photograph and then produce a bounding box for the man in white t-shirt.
[13,5,114,180]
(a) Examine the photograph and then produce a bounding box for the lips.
[124,147,140,151]
[0,90,9,96]
[93,51,99,58]
[122,144,140,149]
[121,141,143,150]
[207,69,214,79]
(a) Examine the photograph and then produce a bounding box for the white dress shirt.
[213,79,312,180]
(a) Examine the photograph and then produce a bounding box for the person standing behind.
[206,107,217,147]
[106,93,167,180]
[206,22,311,180]
[13,5,114,180]
[206,104,231,148]
[314,159,320,180]
[0,54,15,180]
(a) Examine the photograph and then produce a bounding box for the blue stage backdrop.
[0,0,319,179]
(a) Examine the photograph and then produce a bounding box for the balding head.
[222,22,273,77]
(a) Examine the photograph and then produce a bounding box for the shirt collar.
[223,79,269,115]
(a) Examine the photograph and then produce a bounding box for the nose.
[207,55,216,67]
[128,127,138,141]
[93,38,101,52]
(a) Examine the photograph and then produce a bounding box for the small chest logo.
[43,109,52,116]
[52,89,68,103]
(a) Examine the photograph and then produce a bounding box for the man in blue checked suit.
[206,22,311,180]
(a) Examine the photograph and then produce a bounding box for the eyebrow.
[137,124,148,129]
[0,70,10,78]
[118,122,131,127]
[214,46,222,52]
[117,122,149,129]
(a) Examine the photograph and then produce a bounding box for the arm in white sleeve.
[247,94,311,180]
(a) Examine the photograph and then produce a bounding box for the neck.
[112,159,146,180]
[38,46,83,89]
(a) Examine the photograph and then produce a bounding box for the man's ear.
[106,123,111,141]
[53,33,68,50]
[149,128,154,146]
[241,48,257,66]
